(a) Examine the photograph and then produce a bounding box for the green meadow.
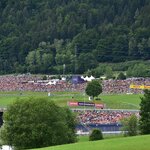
[30,135,150,150]
[78,134,124,142]
[0,91,141,109]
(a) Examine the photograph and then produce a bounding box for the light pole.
[83,92,85,113]
[63,64,66,75]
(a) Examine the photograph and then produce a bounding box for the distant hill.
[0,0,150,74]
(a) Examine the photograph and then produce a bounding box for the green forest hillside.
[0,0,150,74]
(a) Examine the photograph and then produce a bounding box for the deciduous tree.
[85,80,102,99]
[0,98,77,149]
[139,90,150,134]
[121,114,138,136]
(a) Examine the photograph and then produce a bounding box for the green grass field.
[0,91,142,109]
[100,94,141,109]
[30,135,150,150]
[78,134,124,142]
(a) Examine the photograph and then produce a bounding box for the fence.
[76,123,122,133]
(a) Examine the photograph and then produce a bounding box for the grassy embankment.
[0,91,141,109]
[30,135,150,150]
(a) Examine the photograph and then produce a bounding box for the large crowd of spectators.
[73,109,139,125]
[102,78,150,94]
[0,74,86,92]
[0,74,149,94]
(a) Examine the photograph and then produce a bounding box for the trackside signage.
[68,102,78,106]
[68,101,104,108]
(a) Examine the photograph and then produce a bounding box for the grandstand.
[73,108,139,134]
[0,75,149,94]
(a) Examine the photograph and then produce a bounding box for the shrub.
[89,129,103,141]
[42,75,47,80]
[117,72,126,80]
[95,97,101,100]
[121,114,138,136]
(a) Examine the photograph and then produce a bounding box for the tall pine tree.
[139,90,150,134]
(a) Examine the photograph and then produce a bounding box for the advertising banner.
[130,84,150,89]
[78,102,95,107]
[68,101,104,109]
[68,102,78,107]
[95,103,104,108]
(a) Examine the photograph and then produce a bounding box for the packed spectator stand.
[0,74,86,92]
[73,109,139,133]
[0,74,149,94]
[102,78,150,94]
[73,109,139,125]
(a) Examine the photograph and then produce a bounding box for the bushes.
[117,72,126,80]
[95,97,101,100]
[121,114,138,136]
[89,129,103,141]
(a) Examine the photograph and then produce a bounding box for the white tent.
[83,76,95,82]
[61,77,66,81]
[84,76,90,81]
[1,145,12,150]
[89,75,95,80]
[81,76,84,79]
[46,80,58,85]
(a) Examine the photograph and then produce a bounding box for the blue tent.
[71,76,85,84]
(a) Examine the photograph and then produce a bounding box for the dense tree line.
[0,0,150,74]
